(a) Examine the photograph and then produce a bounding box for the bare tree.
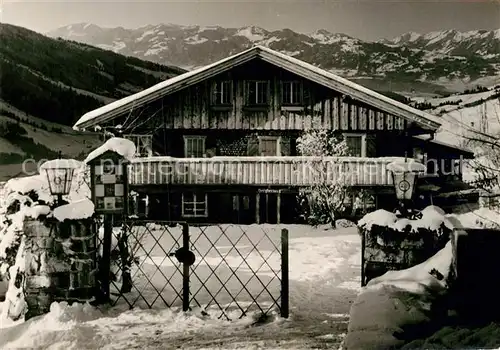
[446,95,500,214]
[461,98,500,189]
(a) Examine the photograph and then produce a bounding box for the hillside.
[0,23,186,181]
[0,23,185,126]
[410,85,500,148]
[48,23,500,94]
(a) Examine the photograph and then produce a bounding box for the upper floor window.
[124,134,153,157]
[183,135,206,158]
[245,81,269,105]
[212,81,232,105]
[344,133,367,157]
[281,81,303,105]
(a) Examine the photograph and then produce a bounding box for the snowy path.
[0,226,361,349]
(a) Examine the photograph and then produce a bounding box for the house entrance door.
[258,191,278,224]
[231,194,253,224]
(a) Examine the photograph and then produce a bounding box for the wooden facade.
[107,60,414,134]
[76,48,475,223]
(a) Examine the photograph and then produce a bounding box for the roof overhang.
[413,134,475,158]
[73,46,442,132]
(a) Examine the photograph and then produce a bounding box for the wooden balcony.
[127,156,421,187]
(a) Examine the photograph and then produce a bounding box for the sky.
[1,0,499,41]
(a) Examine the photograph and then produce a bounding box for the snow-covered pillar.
[357,206,454,286]
[23,202,96,320]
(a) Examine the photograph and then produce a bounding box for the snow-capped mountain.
[48,23,500,93]
[381,29,500,57]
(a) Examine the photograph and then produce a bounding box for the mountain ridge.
[48,23,500,94]
[0,23,186,177]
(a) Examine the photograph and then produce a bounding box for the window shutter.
[303,81,311,107]
[246,135,260,156]
[366,134,377,157]
[211,81,217,104]
[280,136,291,156]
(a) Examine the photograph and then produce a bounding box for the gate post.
[101,215,113,302]
[281,228,289,318]
[182,223,190,312]
[361,228,366,287]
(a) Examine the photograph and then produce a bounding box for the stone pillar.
[359,221,452,286]
[24,217,97,320]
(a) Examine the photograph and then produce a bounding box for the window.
[258,136,281,156]
[413,147,427,163]
[344,133,367,157]
[246,81,269,105]
[183,136,206,158]
[182,192,208,218]
[124,134,153,157]
[281,81,303,105]
[212,81,232,105]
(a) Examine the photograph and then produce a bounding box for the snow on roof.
[128,155,411,163]
[73,46,259,130]
[84,137,136,164]
[52,198,94,222]
[256,45,442,128]
[39,159,83,170]
[387,159,427,173]
[73,46,442,131]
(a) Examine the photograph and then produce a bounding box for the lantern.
[40,159,81,204]
[387,159,426,201]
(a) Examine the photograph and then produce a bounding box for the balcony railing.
[128,156,419,187]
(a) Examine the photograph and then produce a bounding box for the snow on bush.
[0,158,92,326]
[1,236,27,326]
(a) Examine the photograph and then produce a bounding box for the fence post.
[100,214,112,302]
[182,223,190,312]
[281,228,289,318]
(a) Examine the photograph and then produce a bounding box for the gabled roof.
[73,45,442,131]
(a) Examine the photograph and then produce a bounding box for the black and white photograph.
[0,0,499,348]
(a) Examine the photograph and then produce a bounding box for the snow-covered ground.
[2,207,498,349]
[0,224,361,349]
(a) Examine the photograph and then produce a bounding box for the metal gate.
[96,219,289,320]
